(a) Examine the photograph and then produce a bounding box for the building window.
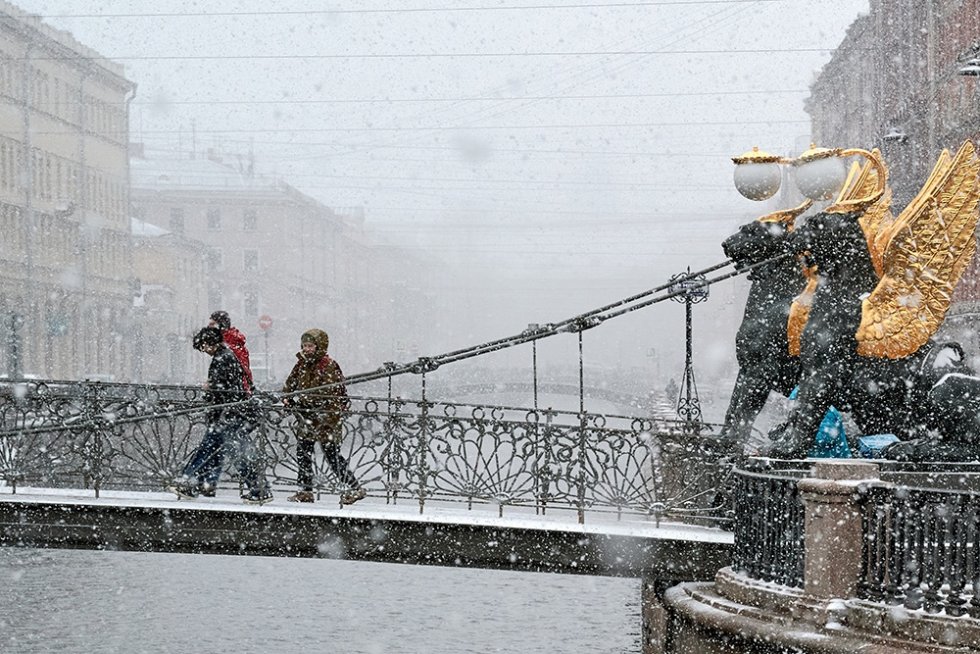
[243,249,259,273]
[243,208,257,231]
[243,288,259,317]
[207,207,221,230]
[170,207,185,234]
[208,284,222,309]
[207,248,222,272]
[0,142,7,189]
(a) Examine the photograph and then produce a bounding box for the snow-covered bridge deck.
[0,486,732,580]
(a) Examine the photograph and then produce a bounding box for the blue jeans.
[182,418,268,492]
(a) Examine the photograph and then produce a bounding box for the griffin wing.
[787,264,818,356]
[757,198,812,226]
[826,149,894,276]
[856,141,980,358]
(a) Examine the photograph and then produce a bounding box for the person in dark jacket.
[168,326,272,504]
[209,310,255,393]
[281,328,365,505]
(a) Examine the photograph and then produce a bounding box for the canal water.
[0,547,641,653]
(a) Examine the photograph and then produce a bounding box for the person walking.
[281,328,365,505]
[168,326,273,505]
[209,310,255,393]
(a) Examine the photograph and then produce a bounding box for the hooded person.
[209,310,255,393]
[281,328,365,505]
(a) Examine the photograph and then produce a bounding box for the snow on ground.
[0,485,732,544]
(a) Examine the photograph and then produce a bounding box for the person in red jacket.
[209,310,255,393]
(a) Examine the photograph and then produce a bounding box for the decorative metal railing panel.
[860,484,980,617]
[731,459,810,588]
[0,380,731,524]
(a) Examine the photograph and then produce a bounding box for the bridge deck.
[0,486,732,580]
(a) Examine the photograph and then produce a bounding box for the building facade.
[130,149,436,386]
[130,216,208,384]
[0,1,135,380]
[806,0,980,354]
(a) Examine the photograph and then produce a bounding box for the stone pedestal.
[799,460,878,599]
[657,459,980,653]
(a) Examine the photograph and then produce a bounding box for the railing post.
[798,460,879,599]
[417,373,430,515]
[576,409,587,525]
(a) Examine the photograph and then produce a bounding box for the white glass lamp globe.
[732,146,782,201]
[792,144,847,201]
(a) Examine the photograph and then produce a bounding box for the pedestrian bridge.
[0,486,731,580]
[0,378,733,581]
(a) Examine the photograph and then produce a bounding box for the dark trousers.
[296,438,358,491]
[183,418,268,492]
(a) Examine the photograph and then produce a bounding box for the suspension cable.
[0,254,782,434]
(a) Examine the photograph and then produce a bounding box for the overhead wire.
[38,1,789,20]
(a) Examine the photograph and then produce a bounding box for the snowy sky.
[11,0,871,392]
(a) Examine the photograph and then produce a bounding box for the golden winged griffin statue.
[722,140,980,461]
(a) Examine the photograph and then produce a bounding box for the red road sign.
[258,314,273,331]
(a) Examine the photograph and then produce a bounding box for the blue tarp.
[788,387,852,458]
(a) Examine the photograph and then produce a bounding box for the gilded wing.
[861,185,893,277]
[787,264,818,356]
[831,161,865,206]
[825,147,888,217]
[826,149,894,276]
[856,141,980,358]
[757,198,812,227]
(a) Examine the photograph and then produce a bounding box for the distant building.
[806,0,980,354]
[0,0,136,380]
[130,217,208,383]
[130,148,434,384]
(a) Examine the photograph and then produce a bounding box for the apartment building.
[806,0,980,353]
[130,148,402,384]
[0,1,135,380]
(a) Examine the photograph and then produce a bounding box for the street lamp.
[733,144,885,209]
[790,144,850,201]
[882,126,908,144]
[959,56,980,77]
[731,146,783,200]
[669,269,708,431]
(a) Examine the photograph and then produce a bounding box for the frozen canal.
[0,547,640,653]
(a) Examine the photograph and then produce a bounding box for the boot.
[341,487,367,505]
[242,487,274,505]
[288,490,315,503]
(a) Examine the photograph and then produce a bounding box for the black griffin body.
[719,219,804,450]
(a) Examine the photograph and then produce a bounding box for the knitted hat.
[209,310,231,330]
[193,326,223,350]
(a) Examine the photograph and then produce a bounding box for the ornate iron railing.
[860,482,980,617]
[0,379,731,525]
[731,459,811,588]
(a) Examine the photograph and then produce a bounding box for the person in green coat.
[281,329,365,505]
